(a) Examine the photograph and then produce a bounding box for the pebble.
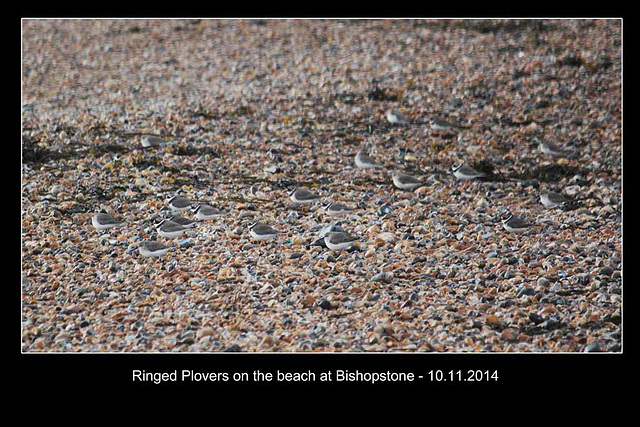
[583,342,601,353]
[537,277,551,288]
[371,272,393,283]
[376,232,396,243]
[599,265,614,277]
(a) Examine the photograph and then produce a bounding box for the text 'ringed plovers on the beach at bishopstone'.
[91,210,126,231]
[249,222,282,241]
[139,240,171,258]
[452,163,486,181]
[392,172,423,191]
[502,213,535,233]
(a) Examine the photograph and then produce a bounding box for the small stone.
[485,314,500,324]
[197,327,215,339]
[378,204,393,216]
[367,224,380,234]
[317,299,334,310]
[516,287,535,298]
[177,238,194,248]
[376,232,396,243]
[500,330,518,341]
[537,277,551,287]
[541,317,561,330]
[583,342,601,352]
[529,313,544,324]
[372,272,393,283]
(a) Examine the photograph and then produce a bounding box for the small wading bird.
[452,163,486,181]
[540,190,572,209]
[537,139,568,158]
[502,213,535,233]
[139,240,171,258]
[289,187,322,207]
[323,231,359,251]
[322,202,357,217]
[167,193,193,213]
[249,221,283,241]
[192,204,220,220]
[92,210,126,232]
[355,149,383,170]
[141,135,171,148]
[156,218,189,239]
[392,172,423,191]
[386,109,410,125]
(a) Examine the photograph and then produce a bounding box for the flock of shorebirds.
[91,108,577,260]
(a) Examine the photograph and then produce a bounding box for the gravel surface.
[21,19,622,352]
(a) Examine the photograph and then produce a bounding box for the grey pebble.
[503,270,515,279]
[537,277,551,287]
[583,342,601,352]
[529,313,545,324]
[177,238,194,247]
[599,265,614,276]
[516,287,535,298]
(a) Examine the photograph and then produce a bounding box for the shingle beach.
[22,19,621,352]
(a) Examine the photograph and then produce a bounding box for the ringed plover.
[141,135,170,148]
[452,163,486,181]
[538,140,566,157]
[540,190,571,209]
[323,231,359,251]
[392,172,423,191]
[249,222,282,241]
[167,194,193,213]
[355,149,382,169]
[502,213,535,233]
[323,202,356,216]
[289,187,322,205]
[156,218,189,239]
[192,204,220,220]
[386,109,410,125]
[139,240,171,258]
[169,213,198,228]
[91,210,125,231]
